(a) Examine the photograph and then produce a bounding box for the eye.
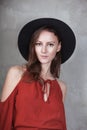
[35,42,42,46]
[48,43,54,47]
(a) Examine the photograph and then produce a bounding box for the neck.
[40,63,52,79]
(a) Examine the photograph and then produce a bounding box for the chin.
[39,60,51,64]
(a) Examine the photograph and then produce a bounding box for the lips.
[40,55,48,58]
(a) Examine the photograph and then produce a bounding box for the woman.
[0,18,76,130]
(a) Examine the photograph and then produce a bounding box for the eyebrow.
[36,41,56,43]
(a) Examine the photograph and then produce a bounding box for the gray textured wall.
[0,0,87,130]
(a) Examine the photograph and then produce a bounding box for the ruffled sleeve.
[0,86,18,130]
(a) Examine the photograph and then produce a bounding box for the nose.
[41,45,47,53]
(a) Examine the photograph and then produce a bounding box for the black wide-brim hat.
[18,18,76,64]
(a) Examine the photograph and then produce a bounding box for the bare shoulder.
[56,79,67,102]
[8,65,27,76]
[5,65,26,81]
[0,65,27,102]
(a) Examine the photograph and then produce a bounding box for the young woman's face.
[35,30,61,65]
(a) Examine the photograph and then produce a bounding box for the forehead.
[37,30,59,41]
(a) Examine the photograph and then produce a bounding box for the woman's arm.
[0,65,26,130]
[1,65,24,102]
[57,80,67,102]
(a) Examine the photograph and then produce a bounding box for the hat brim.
[18,18,76,64]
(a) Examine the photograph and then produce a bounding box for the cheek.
[35,46,38,53]
[35,47,40,56]
[49,49,57,58]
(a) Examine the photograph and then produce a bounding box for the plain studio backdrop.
[0,0,87,130]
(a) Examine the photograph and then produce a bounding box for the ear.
[57,42,61,52]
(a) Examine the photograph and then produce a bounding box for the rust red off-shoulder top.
[0,71,67,130]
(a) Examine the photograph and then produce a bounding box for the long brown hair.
[26,25,62,80]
